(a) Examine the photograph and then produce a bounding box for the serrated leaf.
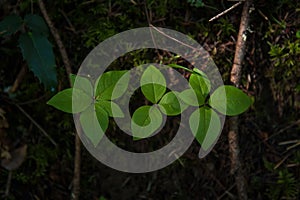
[95,100,124,117]
[0,14,23,36]
[80,104,108,147]
[189,68,211,104]
[141,65,166,103]
[178,89,200,106]
[209,85,252,116]
[95,70,129,100]
[19,32,57,89]
[158,91,185,116]
[189,106,221,150]
[47,88,92,113]
[131,105,163,139]
[24,14,49,36]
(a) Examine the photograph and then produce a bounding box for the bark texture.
[229,1,252,200]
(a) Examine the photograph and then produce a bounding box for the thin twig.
[258,9,268,21]
[286,141,300,151]
[274,154,290,169]
[272,120,300,138]
[209,2,242,22]
[15,104,57,146]
[217,183,237,200]
[278,139,299,146]
[149,24,199,52]
[37,1,81,199]
[144,0,161,59]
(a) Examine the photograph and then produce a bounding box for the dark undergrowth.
[0,0,299,199]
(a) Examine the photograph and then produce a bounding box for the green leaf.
[179,89,200,106]
[80,104,108,147]
[189,106,221,150]
[141,65,166,103]
[168,64,193,73]
[95,100,124,117]
[131,105,163,139]
[24,14,49,36]
[158,91,185,116]
[209,85,252,116]
[70,74,93,97]
[142,83,166,104]
[47,88,92,113]
[95,70,129,100]
[0,14,23,36]
[19,32,57,89]
[189,68,211,104]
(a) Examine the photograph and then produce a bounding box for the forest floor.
[0,0,299,199]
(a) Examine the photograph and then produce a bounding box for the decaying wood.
[229,1,252,200]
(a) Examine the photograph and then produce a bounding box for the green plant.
[215,18,236,37]
[266,169,299,199]
[263,158,299,199]
[264,13,300,117]
[268,40,300,68]
[47,64,251,151]
[0,14,57,90]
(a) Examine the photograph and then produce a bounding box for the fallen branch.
[37,1,81,199]
[209,2,242,22]
[229,1,252,200]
